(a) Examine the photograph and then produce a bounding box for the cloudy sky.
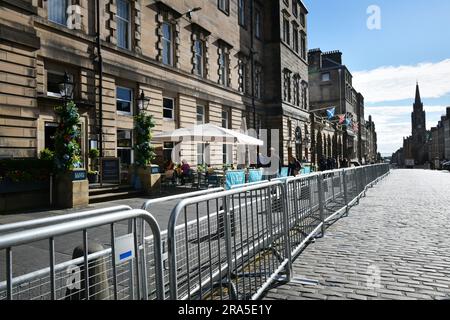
[304,0,450,155]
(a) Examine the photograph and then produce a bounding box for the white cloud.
[353,59,450,103]
[365,105,449,154]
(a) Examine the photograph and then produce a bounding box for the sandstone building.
[0,0,311,178]
[308,48,377,164]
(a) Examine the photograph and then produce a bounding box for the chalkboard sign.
[100,157,121,184]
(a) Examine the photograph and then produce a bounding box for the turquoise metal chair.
[278,167,289,178]
[225,170,246,190]
[248,169,263,183]
[301,166,312,175]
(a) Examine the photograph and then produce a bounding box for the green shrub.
[134,113,156,167]
[40,148,55,161]
[0,159,53,183]
[89,148,100,160]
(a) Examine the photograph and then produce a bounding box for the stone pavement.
[263,169,450,300]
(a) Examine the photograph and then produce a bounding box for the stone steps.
[88,185,143,203]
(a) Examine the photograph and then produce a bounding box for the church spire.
[415,82,422,104]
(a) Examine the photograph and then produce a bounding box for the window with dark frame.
[117,129,133,167]
[238,0,246,27]
[300,12,306,27]
[163,97,175,120]
[302,82,308,109]
[219,45,230,87]
[196,105,205,125]
[301,32,307,59]
[162,21,174,66]
[194,39,205,77]
[48,0,68,26]
[196,104,208,164]
[116,86,133,115]
[47,70,74,98]
[293,26,299,53]
[322,73,331,82]
[218,0,230,14]
[116,0,131,49]
[255,8,262,39]
[292,0,298,17]
[163,142,174,162]
[283,17,290,45]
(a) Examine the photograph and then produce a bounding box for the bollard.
[65,242,110,300]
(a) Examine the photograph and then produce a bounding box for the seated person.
[180,159,191,185]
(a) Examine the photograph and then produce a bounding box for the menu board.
[100,157,121,184]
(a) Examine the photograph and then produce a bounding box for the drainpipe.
[96,0,104,158]
[250,0,256,133]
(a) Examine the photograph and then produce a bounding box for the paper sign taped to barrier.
[114,233,134,265]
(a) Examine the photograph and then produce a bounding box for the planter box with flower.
[53,101,88,209]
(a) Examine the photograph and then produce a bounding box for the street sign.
[114,233,134,265]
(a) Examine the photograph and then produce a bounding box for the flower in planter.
[54,101,81,172]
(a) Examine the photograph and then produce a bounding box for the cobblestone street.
[264,169,450,300]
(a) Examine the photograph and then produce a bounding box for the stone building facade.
[0,0,311,176]
[308,48,377,165]
[427,107,450,166]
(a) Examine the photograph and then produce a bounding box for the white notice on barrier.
[114,233,135,265]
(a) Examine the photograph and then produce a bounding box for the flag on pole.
[326,107,336,120]
[338,115,346,124]
[345,118,352,127]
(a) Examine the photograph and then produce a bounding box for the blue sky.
[303,0,450,155]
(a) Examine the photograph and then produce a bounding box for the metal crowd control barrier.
[0,164,390,301]
[0,206,134,300]
[0,209,164,300]
[141,188,224,299]
[167,180,291,300]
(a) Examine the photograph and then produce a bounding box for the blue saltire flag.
[326,107,336,120]
[345,118,352,127]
